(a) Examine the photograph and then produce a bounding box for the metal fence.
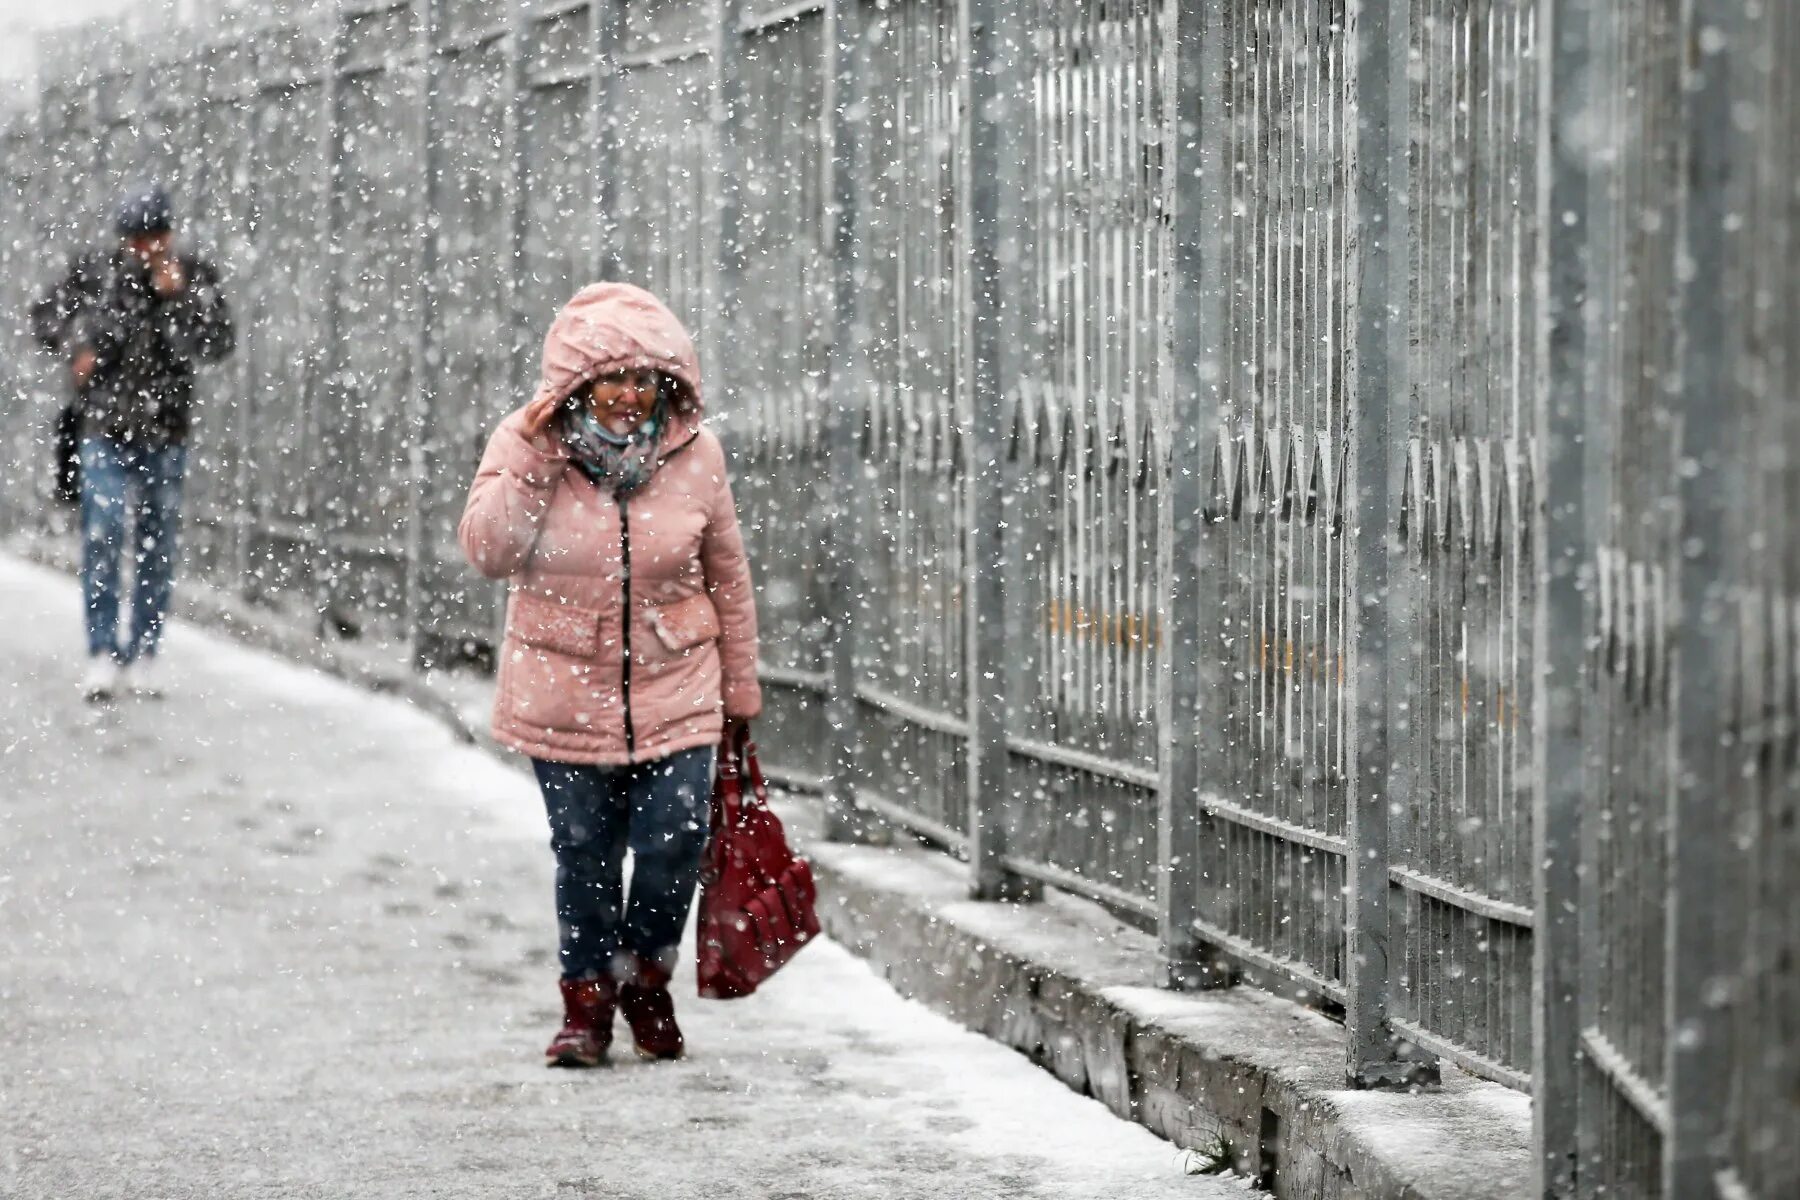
[0,1,1795,1195]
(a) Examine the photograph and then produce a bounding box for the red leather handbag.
[695,726,820,999]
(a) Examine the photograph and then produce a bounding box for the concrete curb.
[7,539,1534,1199]
[806,842,1532,1200]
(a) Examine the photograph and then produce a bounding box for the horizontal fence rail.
[0,1,1794,1194]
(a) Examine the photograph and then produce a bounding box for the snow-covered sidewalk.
[0,556,1237,1200]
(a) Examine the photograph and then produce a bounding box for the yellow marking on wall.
[1043,600,1162,650]
[1259,637,1347,687]
[1250,641,1521,730]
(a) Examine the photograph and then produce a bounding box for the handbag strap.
[741,736,770,809]
[713,724,753,827]
[715,725,770,813]
[717,727,744,782]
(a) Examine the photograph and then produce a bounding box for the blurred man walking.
[30,184,235,702]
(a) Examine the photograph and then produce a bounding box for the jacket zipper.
[592,424,701,762]
[618,492,635,759]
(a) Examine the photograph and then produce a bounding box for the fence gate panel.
[421,7,514,656]
[1000,0,1170,918]
[40,52,110,265]
[20,72,101,542]
[852,0,971,845]
[94,56,157,230]
[613,17,713,340]
[516,4,598,431]
[1389,0,1542,1088]
[0,115,44,536]
[37,71,108,508]
[1191,0,1356,1007]
[625,0,714,49]
[25,48,153,548]
[179,39,257,594]
[729,6,833,787]
[324,1,422,638]
[241,25,329,612]
[1576,1,1686,1194]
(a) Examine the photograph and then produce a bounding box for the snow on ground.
[0,555,1240,1199]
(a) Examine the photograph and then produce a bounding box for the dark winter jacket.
[30,248,235,446]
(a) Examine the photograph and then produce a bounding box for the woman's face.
[584,369,659,436]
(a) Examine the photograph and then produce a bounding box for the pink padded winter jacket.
[458,283,761,766]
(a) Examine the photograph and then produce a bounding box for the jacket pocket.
[510,591,603,658]
[649,593,721,653]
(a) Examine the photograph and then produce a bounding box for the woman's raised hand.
[519,395,566,453]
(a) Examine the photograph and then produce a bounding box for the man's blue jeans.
[531,747,715,982]
[78,436,186,664]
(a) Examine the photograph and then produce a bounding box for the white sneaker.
[128,656,166,698]
[81,658,122,703]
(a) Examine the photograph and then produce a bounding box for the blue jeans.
[78,436,187,664]
[532,747,715,981]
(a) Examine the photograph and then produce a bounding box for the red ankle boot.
[545,976,616,1068]
[619,955,684,1060]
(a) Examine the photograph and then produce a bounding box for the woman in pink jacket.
[459,283,761,1067]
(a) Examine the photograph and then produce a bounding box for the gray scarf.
[558,398,668,496]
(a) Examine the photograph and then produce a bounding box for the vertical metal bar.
[591,0,621,281]
[1664,0,1741,1191]
[1347,0,1436,1089]
[1576,9,1623,1194]
[1160,0,1229,988]
[1534,0,1591,1191]
[822,0,870,843]
[996,0,1047,898]
[587,0,605,283]
[37,65,67,540]
[226,35,257,600]
[404,0,437,667]
[601,0,625,281]
[708,0,746,412]
[965,0,1031,901]
[497,0,529,654]
[312,1,346,637]
[1386,0,1423,1053]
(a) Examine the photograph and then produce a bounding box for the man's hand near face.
[71,347,96,388]
[150,250,186,298]
[126,232,186,298]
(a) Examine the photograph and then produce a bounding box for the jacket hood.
[532,282,704,426]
